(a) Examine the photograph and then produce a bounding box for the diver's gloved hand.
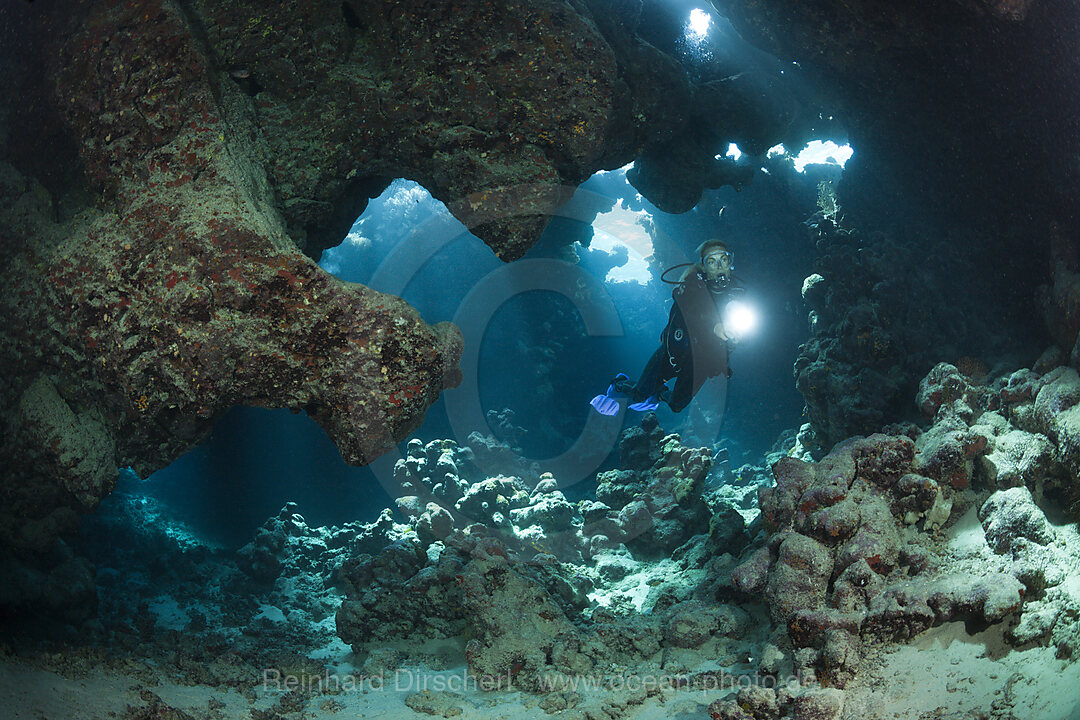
[589,373,630,416]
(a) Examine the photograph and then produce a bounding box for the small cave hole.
[341,2,363,30]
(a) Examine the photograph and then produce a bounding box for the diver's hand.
[713,322,728,341]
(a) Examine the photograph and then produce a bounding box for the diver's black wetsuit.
[627,271,741,413]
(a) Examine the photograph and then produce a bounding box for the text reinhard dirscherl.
[261,668,810,695]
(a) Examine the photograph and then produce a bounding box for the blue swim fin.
[628,396,660,412]
[590,394,621,416]
[589,373,630,416]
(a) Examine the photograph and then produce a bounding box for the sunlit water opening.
[590,206,654,284]
[794,140,853,172]
[687,8,712,38]
[727,141,852,175]
[764,141,853,172]
[679,8,714,62]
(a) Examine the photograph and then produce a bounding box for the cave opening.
[113,123,862,551]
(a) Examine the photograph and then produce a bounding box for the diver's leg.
[631,346,672,402]
[668,358,699,413]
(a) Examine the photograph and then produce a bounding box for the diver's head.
[697,239,733,281]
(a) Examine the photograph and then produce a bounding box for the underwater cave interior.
[1,0,1079,718]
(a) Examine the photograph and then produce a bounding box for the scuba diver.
[590,238,750,415]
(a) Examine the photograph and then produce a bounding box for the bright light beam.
[723,300,759,340]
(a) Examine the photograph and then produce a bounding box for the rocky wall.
[727,359,1080,708]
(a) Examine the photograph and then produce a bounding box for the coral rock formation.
[734,358,1080,698]
[336,426,752,696]
[1,0,823,615]
[735,430,984,686]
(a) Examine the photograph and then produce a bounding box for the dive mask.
[703,249,733,272]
